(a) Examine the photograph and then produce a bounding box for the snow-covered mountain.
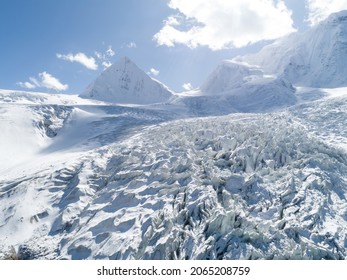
[174,60,296,115]
[80,56,173,104]
[200,61,264,94]
[238,10,347,88]
[2,11,347,260]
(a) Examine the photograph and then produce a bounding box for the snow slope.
[0,89,101,105]
[0,90,105,173]
[200,61,264,94]
[80,57,173,104]
[0,89,177,259]
[239,10,347,88]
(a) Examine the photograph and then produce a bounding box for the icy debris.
[2,87,347,260]
[31,105,73,138]
[3,110,341,260]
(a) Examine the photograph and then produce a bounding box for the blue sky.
[0,0,346,93]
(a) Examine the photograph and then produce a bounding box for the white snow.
[80,56,173,105]
[200,60,264,94]
[1,84,347,260]
[171,60,296,115]
[239,10,347,88]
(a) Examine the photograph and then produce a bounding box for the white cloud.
[29,77,40,87]
[57,52,98,70]
[127,42,137,48]
[306,0,347,25]
[17,81,36,89]
[94,51,102,59]
[39,72,69,91]
[94,45,116,69]
[147,68,160,76]
[165,16,181,26]
[102,61,112,69]
[154,0,296,50]
[106,45,115,57]
[182,82,193,91]
[18,72,68,92]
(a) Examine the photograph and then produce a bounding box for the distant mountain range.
[81,11,347,113]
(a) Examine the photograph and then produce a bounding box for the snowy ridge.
[80,57,173,104]
[239,10,347,87]
[0,89,99,105]
[200,60,264,94]
[174,60,296,115]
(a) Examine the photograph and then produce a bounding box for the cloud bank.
[182,83,193,91]
[94,45,116,69]
[154,0,296,50]
[147,68,160,76]
[127,42,137,48]
[17,72,68,91]
[57,52,98,70]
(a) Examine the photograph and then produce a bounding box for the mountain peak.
[200,60,264,94]
[114,56,134,66]
[325,10,347,24]
[120,55,131,62]
[104,56,141,77]
[79,57,172,104]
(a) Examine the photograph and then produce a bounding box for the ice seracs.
[80,56,173,104]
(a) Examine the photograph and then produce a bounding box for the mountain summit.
[80,56,173,104]
[195,60,296,113]
[200,60,264,94]
[238,10,347,88]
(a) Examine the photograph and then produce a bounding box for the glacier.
[1,11,347,260]
[1,86,347,260]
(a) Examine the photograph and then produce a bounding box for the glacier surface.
[1,86,347,260]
